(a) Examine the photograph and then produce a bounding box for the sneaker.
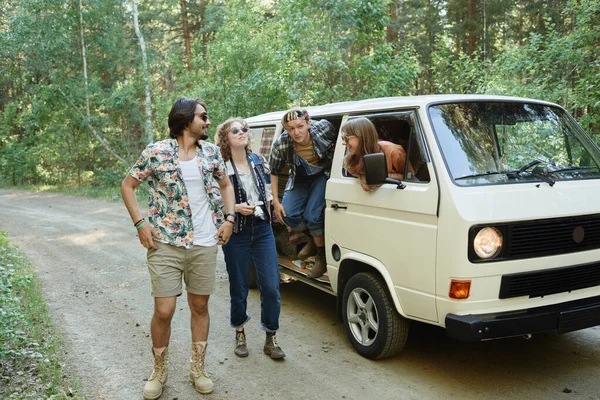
[234,330,249,357]
[264,332,285,359]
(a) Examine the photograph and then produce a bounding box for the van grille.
[508,214,600,259]
[499,262,600,298]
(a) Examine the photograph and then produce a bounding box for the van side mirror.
[363,153,406,189]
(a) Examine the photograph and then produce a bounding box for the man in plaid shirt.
[269,107,335,278]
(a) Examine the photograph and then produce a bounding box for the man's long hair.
[168,97,208,139]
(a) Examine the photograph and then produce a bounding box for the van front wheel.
[342,272,409,359]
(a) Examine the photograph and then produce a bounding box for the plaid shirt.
[268,119,335,190]
[129,138,227,249]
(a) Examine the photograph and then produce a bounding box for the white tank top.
[180,157,217,246]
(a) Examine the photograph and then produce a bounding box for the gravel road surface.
[1,189,599,400]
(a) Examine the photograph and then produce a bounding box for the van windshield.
[429,102,600,186]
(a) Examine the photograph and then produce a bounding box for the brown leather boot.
[189,342,214,394]
[298,236,316,260]
[143,346,168,400]
[264,332,286,359]
[306,247,327,278]
[234,330,249,357]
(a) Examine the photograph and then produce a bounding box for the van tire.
[342,272,408,359]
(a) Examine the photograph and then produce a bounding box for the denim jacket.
[225,152,273,233]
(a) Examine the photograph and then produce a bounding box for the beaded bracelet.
[136,220,148,230]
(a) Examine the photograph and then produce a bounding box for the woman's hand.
[359,175,381,192]
[235,203,255,216]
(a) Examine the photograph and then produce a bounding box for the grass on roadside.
[0,231,80,399]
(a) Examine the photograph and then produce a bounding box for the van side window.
[404,114,430,182]
[344,112,430,183]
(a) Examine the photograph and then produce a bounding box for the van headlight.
[473,227,503,259]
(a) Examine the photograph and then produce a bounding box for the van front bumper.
[445,295,600,342]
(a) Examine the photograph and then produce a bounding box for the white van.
[245,95,600,359]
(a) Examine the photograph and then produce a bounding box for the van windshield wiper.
[454,170,519,181]
[455,169,555,186]
[547,165,598,174]
[525,170,555,186]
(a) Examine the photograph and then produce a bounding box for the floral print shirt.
[129,138,227,249]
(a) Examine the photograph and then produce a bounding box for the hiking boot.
[264,332,286,359]
[298,237,316,260]
[189,342,214,394]
[234,330,249,357]
[143,346,168,400]
[306,247,327,278]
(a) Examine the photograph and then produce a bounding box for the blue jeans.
[282,173,327,237]
[222,217,281,332]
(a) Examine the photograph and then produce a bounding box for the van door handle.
[331,203,347,210]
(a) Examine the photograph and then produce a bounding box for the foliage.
[0,232,80,399]
[0,0,599,188]
[483,0,600,141]
[199,0,289,122]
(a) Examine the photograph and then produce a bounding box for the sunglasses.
[195,113,209,122]
[341,134,355,142]
[231,127,249,134]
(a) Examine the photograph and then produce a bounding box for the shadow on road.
[276,280,600,399]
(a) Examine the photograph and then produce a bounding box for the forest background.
[1,0,599,192]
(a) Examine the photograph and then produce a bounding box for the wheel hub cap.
[346,288,379,347]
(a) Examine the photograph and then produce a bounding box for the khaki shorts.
[147,242,217,297]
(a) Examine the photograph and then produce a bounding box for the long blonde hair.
[342,117,381,175]
[216,117,252,161]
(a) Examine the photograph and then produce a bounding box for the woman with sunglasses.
[342,117,413,191]
[216,117,285,360]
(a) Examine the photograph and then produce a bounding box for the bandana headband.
[283,110,309,125]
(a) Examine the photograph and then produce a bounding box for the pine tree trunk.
[132,0,154,143]
[180,0,192,71]
[76,0,126,165]
[386,0,401,46]
[467,0,477,56]
[55,84,127,165]
[200,0,208,59]
[78,0,90,118]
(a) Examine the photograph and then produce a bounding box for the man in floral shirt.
[121,97,235,399]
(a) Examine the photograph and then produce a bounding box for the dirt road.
[1,189,599,400]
